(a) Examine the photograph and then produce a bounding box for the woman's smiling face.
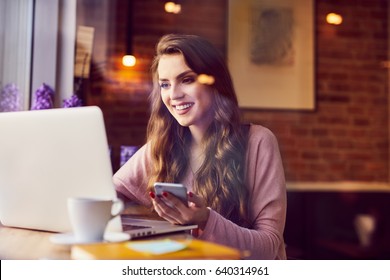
[158,53,215,133]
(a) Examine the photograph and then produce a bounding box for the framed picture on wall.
[228,0,315,110]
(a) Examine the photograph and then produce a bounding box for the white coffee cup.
[68,197,124,243]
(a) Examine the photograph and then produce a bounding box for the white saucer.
[50,232,130,245]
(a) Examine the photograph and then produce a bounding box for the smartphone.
[153,182,188,205]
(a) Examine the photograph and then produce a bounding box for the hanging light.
[122,0,136,67]
[122,55,136,67]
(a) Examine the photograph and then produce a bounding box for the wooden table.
[0,223,72,259]
[0,222,243,260]
[0,204,240,260]
[0,204,173,260]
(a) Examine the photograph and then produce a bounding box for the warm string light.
[165,2,181,14]
[197,74,215,85]
[326,13,343,25]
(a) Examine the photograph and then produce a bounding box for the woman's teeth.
[175,103,193,110]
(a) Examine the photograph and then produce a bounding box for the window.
[0,0,76,111]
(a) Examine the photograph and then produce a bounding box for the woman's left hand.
[150,191,210,230]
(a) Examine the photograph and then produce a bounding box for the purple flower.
[120,146,139,167]
[31,83,55,110]
[0,83,22,112]
[62,94,83,108]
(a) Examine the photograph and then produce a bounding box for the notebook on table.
[71,238,241,260]
[0,106,196,241]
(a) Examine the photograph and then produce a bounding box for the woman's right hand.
[149,191,210,230]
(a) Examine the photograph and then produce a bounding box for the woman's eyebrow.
[159,70,196,82]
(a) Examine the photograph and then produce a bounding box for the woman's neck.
[189,131,205,175]
[189,125,205,147]
[189,144,204,175]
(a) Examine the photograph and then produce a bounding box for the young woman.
[113,34,287,259]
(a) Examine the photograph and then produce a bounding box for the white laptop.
[0,106,196,241]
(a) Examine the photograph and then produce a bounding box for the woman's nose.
[170,84,184,100]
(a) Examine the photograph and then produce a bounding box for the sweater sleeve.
[198,125,287,260]
[112,143,153,207]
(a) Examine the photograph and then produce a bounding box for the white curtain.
[0,0,33,110]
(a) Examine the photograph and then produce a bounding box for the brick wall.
[81,0,389,181]
[248,0,389,181]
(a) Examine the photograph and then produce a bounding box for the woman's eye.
[160,82,170,89]
[182,76,195,84]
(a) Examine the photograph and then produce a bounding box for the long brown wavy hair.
[146,34,251,228]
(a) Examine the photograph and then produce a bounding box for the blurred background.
[1,0,389,259]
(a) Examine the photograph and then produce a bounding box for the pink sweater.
[113,124,287,259]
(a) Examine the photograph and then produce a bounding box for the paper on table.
[127,239,188,255]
